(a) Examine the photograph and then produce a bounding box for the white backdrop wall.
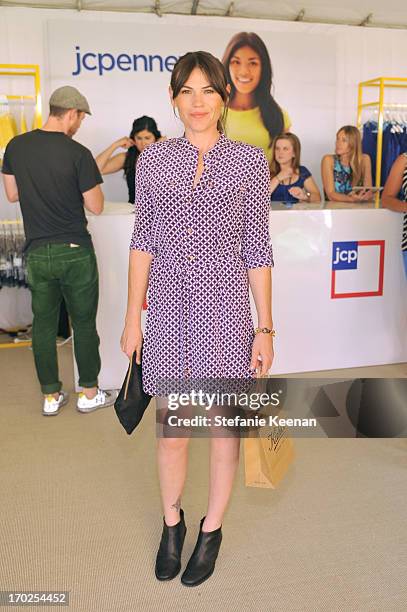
[1,7,407,218]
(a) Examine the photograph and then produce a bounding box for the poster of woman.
[222,31,291,162]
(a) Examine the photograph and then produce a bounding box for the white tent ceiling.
[0,0,406,30]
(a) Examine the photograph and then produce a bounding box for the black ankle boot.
[155,508,187,581]
[180,517,222,587]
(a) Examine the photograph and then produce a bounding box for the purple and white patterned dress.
[130,133,273,396]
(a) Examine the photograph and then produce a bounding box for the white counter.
[81,201,407,390]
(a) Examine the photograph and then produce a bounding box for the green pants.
[26,243,101,394]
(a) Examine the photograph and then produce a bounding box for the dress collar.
[177,132,228,156]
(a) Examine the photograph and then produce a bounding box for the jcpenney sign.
[72,46,180,76]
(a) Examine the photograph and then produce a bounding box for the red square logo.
[331,240,385,299]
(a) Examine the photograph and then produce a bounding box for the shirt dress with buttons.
[130,133,274,396]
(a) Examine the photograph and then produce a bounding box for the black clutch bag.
[114,353,152,435]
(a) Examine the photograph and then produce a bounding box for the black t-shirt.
[2,129,103,252]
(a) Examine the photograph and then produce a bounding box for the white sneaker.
[42,391,69,416]
[76,388,117,413]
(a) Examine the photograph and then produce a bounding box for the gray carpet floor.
[1,344,406,611]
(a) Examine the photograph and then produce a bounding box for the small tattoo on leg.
[171,497,181,512]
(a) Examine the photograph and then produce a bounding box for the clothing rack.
[0,219,31,349]
[0,219,27,290]
[357,77,407,207]
[0,66,40,348]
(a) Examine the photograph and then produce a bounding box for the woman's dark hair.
[124,115,161,203]
[222,32,284,147]
[170,51,229,132]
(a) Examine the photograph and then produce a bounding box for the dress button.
[184,368,191,377]
[186,228,193,235]
[187,254,195,261]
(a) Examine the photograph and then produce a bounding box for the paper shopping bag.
[243,426,294,488]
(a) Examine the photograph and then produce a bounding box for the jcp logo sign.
[332,242,358,270]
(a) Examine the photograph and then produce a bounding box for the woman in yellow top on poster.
[222,31,291,163]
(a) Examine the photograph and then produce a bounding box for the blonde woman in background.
[269,132,321,203]
[321,125,373,202]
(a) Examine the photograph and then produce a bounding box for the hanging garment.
[362,119,407,186]
[31,112,42,130]
[382,123,401,184]
[0,222,27,290]
[362,121,377,183]
[0,97,18,160]
[20,99,28,134]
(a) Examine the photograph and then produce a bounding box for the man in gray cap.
[2,85,115,416]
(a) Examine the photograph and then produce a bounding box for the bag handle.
[123,353,134,400]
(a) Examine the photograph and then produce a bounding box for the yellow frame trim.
[0,341,32,349]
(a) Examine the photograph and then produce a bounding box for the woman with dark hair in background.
[269,132,321,203]
[95,116,162,203]
[121,50,274,586]
[321,125,373,202]
[222,31,291,162]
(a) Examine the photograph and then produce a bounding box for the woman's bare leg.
[203,436,240,531]
[156,397,191,526]
[156,436,190,525]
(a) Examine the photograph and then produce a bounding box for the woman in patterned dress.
[121,51,274,587]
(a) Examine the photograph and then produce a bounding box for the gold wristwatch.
[254,327,276,337]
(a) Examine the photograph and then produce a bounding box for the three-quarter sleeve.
[130,151,156,254]
[241,148,274,268]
